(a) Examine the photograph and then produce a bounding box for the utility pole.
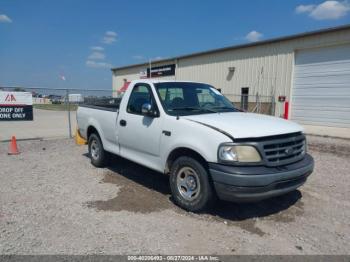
[149,59,152,79]
[66,89,72,138]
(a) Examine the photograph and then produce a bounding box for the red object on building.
[118,81,130,93]
[284,101,289,120]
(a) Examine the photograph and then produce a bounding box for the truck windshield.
[154,82,239,116]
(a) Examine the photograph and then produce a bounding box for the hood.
[184,112,303,139]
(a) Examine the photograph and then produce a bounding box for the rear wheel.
[88,133,108,167]
[169,156,216,212]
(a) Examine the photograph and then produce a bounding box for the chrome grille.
[261,133,306,166]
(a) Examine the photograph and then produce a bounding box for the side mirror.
[141,103,157,117]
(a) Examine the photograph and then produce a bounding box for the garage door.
[292,44,350,128]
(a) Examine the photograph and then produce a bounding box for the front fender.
[160,116,231,171]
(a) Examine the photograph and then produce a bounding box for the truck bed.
[79,98,121,112]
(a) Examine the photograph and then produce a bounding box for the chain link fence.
[0,86,113,141]
[0,87,275,141]
[225,93,275,116]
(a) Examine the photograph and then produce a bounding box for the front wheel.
[88,133,108,167]
[169,156,216,212]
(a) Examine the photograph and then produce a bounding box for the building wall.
[112,28,350,117]
[176,28,350,116]
[112,60,176,96]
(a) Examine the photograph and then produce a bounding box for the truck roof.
[130,79,208,85]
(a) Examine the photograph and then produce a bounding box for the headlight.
[218,145,261,163]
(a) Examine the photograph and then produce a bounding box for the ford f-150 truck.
[77,80,314,212]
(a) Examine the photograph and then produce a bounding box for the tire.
[88,133,108,167]
[169,156,216,212]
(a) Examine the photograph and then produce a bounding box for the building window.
[241,87,249,111]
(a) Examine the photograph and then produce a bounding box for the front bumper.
[209,154,314,202]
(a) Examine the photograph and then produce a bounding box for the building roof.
[111,24,350,72]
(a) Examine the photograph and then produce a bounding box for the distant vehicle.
[51,99,62,104]
[77,80,314,212]
[68,94,84,103]
[47,95,62,104]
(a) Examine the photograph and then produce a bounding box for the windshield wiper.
[171,107,217,113]
[211,106,239,111]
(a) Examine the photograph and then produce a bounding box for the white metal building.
[111,25,350,138]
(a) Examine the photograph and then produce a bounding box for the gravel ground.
[0,136,349,255]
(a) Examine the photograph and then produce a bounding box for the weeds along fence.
[225,93,276,116]
[0,86,113,141]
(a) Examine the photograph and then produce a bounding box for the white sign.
[0,91,33,105]
[0,91,33,121]
[139,69,147,79]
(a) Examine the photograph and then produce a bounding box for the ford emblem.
[285,147,294,155]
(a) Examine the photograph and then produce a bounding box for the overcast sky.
[0,0,349,90]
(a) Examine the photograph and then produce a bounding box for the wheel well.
[165,147,208,174]
[87,126,99,140]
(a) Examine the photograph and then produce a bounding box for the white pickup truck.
[77,80,314,212]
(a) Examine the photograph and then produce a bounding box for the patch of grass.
[33,104,78,111]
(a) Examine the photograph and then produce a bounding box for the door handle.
[120,119,127,126]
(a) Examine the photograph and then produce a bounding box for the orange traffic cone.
[8,136,20,155]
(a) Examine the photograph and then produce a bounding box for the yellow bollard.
[75,128,87,145]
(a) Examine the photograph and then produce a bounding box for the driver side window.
[127,84,155,115]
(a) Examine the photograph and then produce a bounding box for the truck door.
[118,83,163,171]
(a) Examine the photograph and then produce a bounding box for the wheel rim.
[90,139,100,160]
[176,167,201,201]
